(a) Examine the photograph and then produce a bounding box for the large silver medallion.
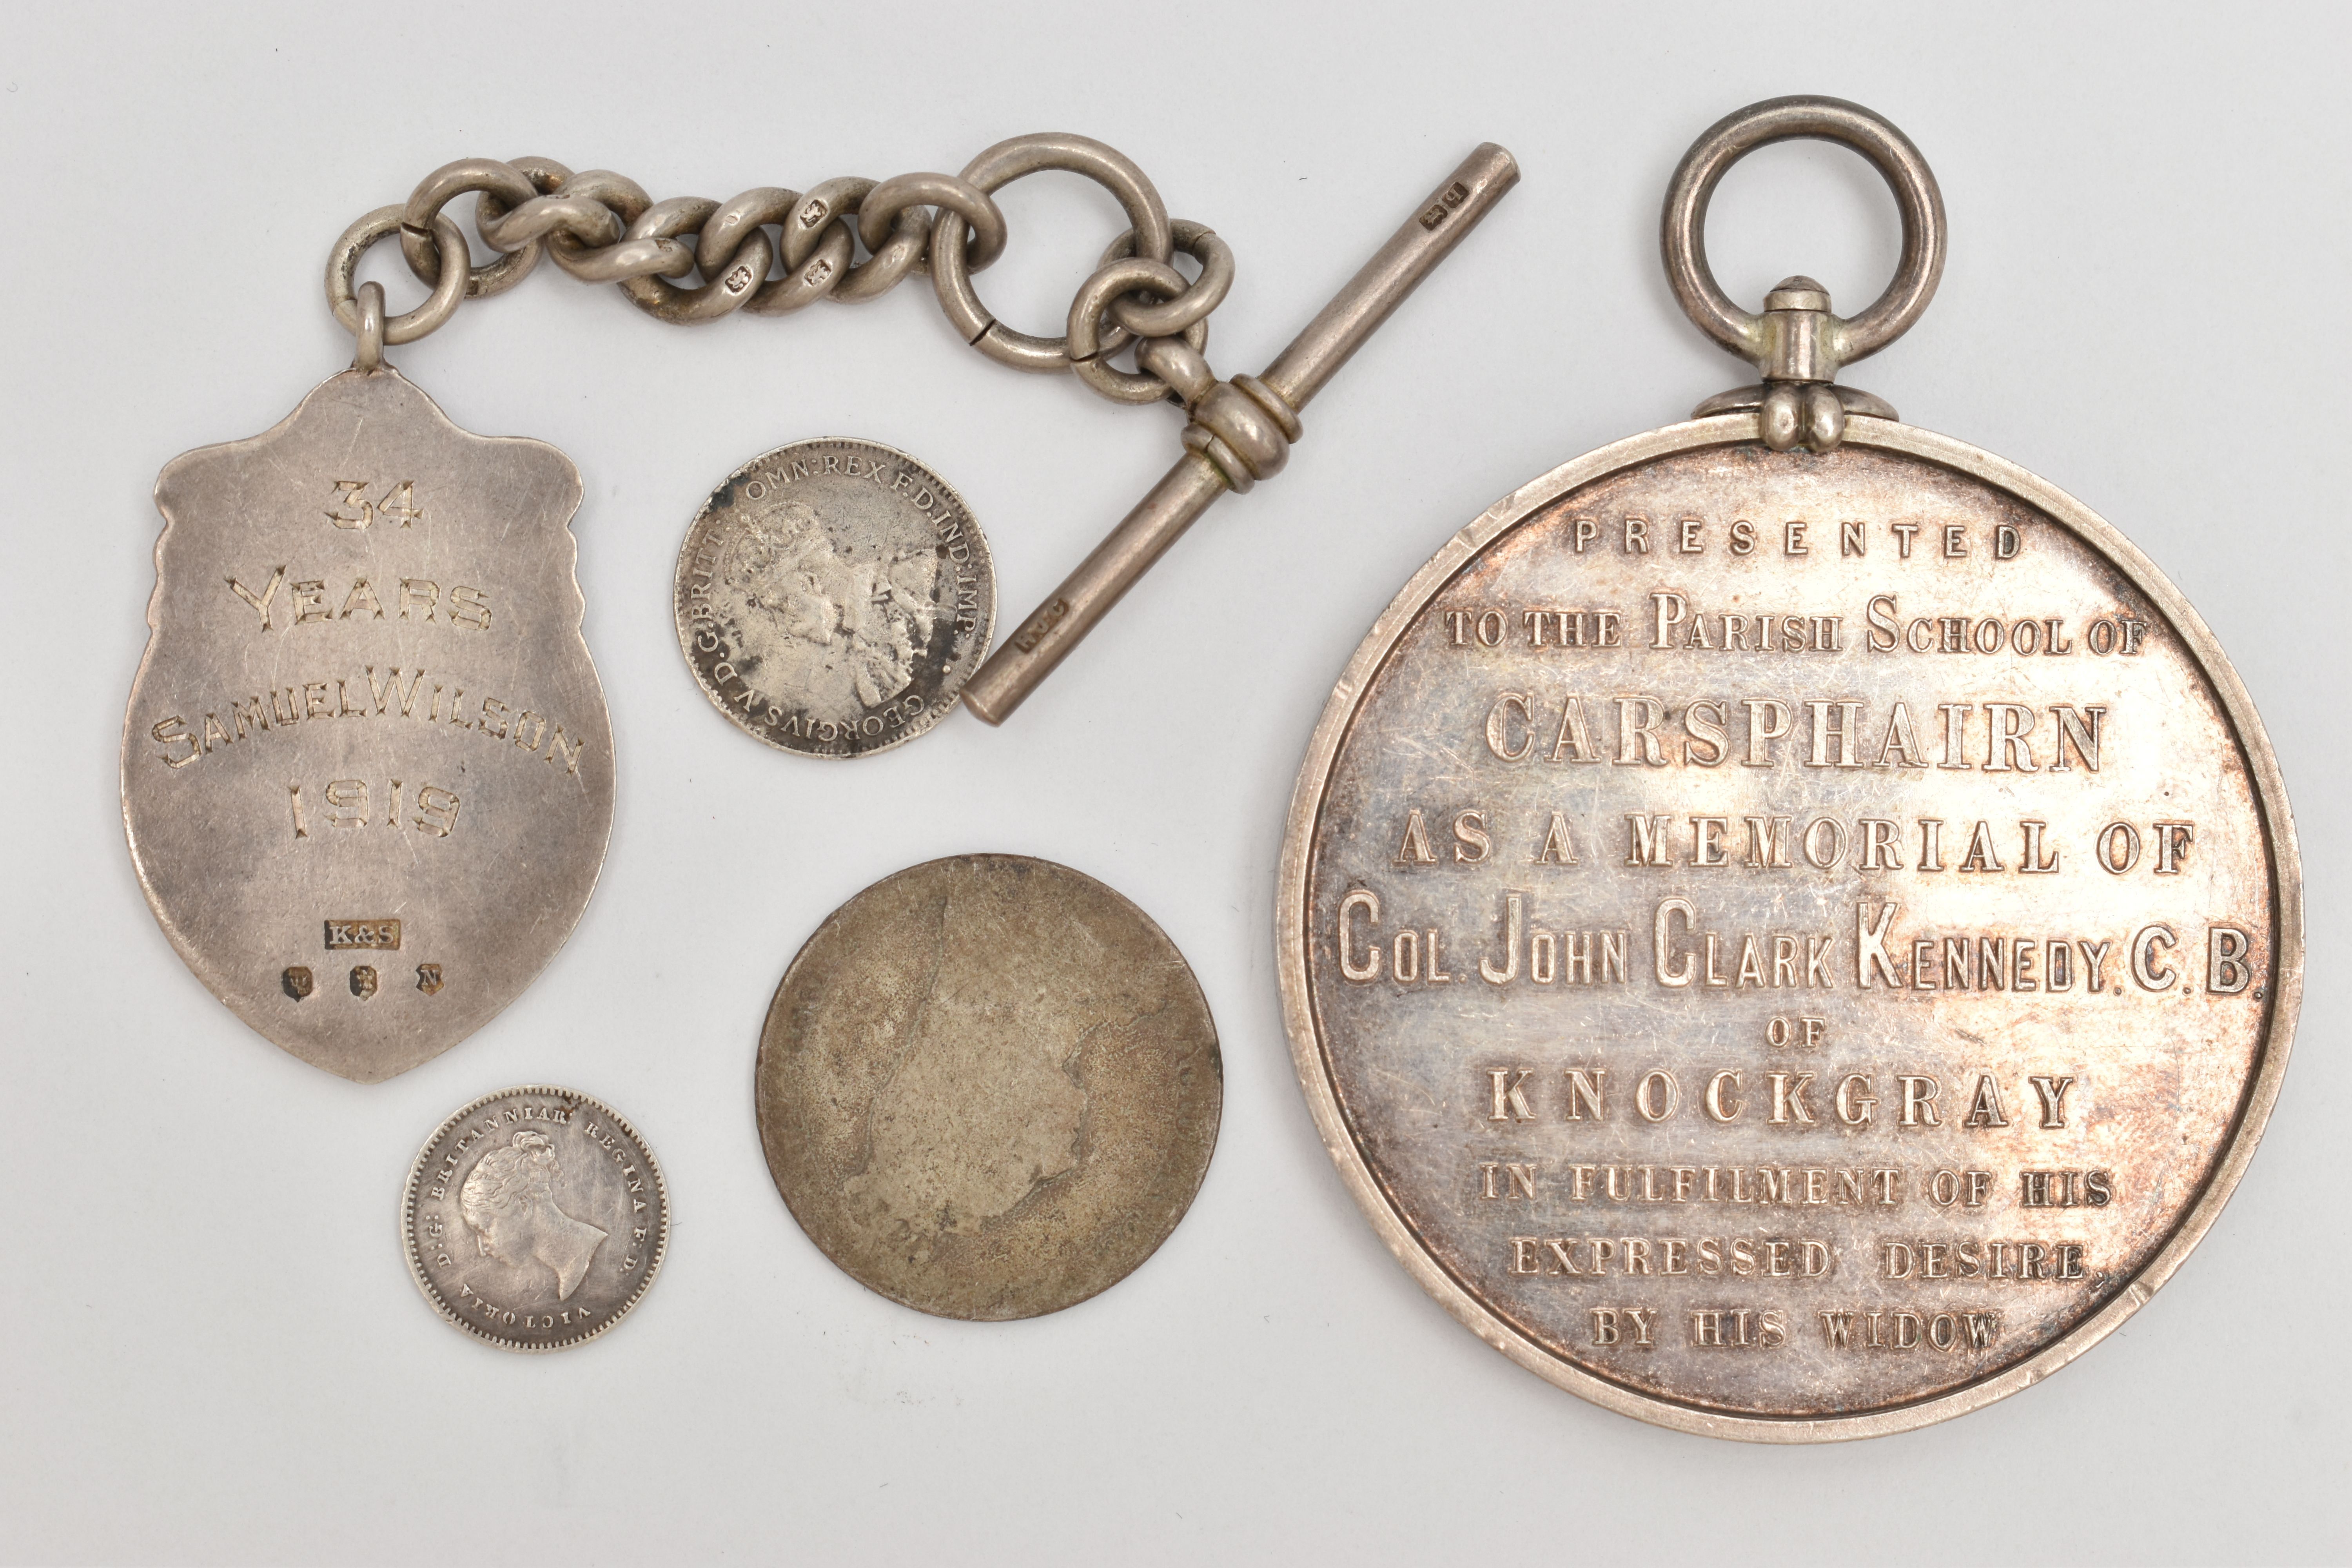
[757,855,1221,1319]
[675,438,993,757]
[403,1085,669,1351]
[123,368,614,1083]
[1277,99,2300,1440]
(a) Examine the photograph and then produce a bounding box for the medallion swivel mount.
[1667,95,1944,451]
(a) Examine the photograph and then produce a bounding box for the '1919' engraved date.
[288,779,459,838]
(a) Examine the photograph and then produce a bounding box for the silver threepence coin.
[757,854,1221,1319]
[403,1085,669,1350]
[674,438,994,758]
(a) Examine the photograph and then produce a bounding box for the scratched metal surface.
[674,437,994,758]
[122,368,615,1083]
[1283,422,2296,1437]
[757,854,1223,1320]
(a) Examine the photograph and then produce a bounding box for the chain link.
[331,136,1231,407]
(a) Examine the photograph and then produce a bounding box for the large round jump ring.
[399,158,546,300]
[930,133,1172,374]
[1661,95,1945,370]
[328,207,468,346]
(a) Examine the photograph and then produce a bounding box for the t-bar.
[960,142,1521,724]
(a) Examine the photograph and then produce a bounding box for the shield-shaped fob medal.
[123,212,613,1083]
[1278,98,2301,1439]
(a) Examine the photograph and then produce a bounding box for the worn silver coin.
[403,1085,669,1351]
[674,438,993,757]
[757,855,1221,1319]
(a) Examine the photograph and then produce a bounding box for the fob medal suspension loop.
[1664,95,1944,450]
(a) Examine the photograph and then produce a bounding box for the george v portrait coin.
[674,437,994,758]
[757,855,1222,1319]
[402,1085,670,1351]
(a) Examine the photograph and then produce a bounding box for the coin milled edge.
[400,1083,670,1353]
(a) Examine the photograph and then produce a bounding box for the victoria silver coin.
[1276,98,2300,1440]
[675,438,993,757]
[403,1084,669,1351]
[124,368,614,1083]
[757,854,1221,1319]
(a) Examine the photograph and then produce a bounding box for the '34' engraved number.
[326,479,422,530]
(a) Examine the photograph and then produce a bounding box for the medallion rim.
[1274,411,2303,1442]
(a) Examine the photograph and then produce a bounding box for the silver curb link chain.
[325,132,1233,407]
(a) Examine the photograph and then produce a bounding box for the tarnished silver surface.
[674,439,993,757]
[123,368,613,1082]
[1280,421,2300,1441]
[374,143,1226,391]
[1276,98,2300,1442]
[403,1085,668,1351]
[757,855,1221,1319]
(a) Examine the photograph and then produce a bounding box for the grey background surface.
[3,3,2345,1563]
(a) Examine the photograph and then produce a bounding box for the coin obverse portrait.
[719,495,947,720]
[458,1129,608,1303]
[403,1089,670,1351]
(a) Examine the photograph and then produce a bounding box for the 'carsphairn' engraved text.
[1295,441,2287,1424]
